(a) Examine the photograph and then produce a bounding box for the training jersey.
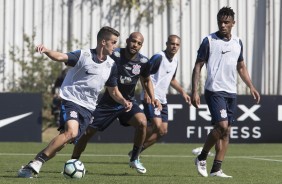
[141,51,178,104]
[98,48,150,105]
[197,32,244,94]
[59,49,117,111]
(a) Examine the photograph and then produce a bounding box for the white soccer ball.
[63,159,86,179]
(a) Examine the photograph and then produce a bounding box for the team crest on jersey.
[154,108,161,116]
[113,51,120,57]
[83,52,90,57]
[220,109,227,118]
[132,64,141,75]
[70,111,78,118]
[140,57,148,63]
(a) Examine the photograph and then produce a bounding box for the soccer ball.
[63,159,85,179]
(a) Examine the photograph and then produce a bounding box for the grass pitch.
[0,142,282,184]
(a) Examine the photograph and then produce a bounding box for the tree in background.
[9,32,64,128]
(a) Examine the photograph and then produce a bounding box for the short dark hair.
[167,35,181,42]
[97,26,120,41]
[217,7,235,20]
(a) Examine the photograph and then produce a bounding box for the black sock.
[130,145,142,162]
[211,160,222,173]
[140,145,145,154]
[71,155,80,160]
[37,153,49,163]
[198,150,209,161]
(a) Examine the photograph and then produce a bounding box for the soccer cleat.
[195,157,208,177]
[210,170,232,178]
[18,165,34,178]
[129,159,146,174]
[28,160,42,174]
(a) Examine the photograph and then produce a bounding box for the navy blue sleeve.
[105,63,118,87]
[197,37,209,62]
[172,65,178,79]
[148,54,162,74]
[238,39,244,62]
[66,50,81,67]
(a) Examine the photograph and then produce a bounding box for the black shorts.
[59,100,93,143]
[142,102,168,122]
[205,90,237,125]
[89,101,143,131]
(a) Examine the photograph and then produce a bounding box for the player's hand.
[36,44,48,54]
[123,100,133,112]
[182,93,191,106]
[250,87,260,104]
[152,99,162,111]
[191,92,200,108]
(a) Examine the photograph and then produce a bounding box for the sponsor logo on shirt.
[140,57,148,63]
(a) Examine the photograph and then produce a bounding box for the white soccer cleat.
[195,157,208,177]
[18,165,33,178]
[28,160,42,174]
[210,170,232,178]
[129,159,146,174]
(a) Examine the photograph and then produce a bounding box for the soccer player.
[128,35,191,155]
[18,26,132,178]
[192,7,260,178]
[71,32,161,174]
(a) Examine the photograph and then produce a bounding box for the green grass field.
[0,142,282,184]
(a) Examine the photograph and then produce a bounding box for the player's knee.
[137,118,147,129]
[64,130,78,142]
[158,126,168,137]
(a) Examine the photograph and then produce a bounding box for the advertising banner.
[0,93,42,142]
[91,95,282,143]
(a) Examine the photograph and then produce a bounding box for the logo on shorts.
[220,109,227,118]
[132,64,141,75]
[70,111,78,118]
[154,108,161,116]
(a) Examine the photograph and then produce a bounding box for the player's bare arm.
[140,76,162,110]
[237,61,261,103]
[170,78,191,105]
[106,86,133,111]
[36,44,68,62]
[191,59,205,108]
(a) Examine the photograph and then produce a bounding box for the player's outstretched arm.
[36,44,68,62]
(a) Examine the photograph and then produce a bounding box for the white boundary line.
[1,153,282,162]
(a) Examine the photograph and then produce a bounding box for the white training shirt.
[204,33,242,93]
[60,49,115,111]
[142,51,178,104]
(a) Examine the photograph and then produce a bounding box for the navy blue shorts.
[142,102,168,122]
[204,90,237,125]
[89,101,143,131]
[59,100,93,142]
